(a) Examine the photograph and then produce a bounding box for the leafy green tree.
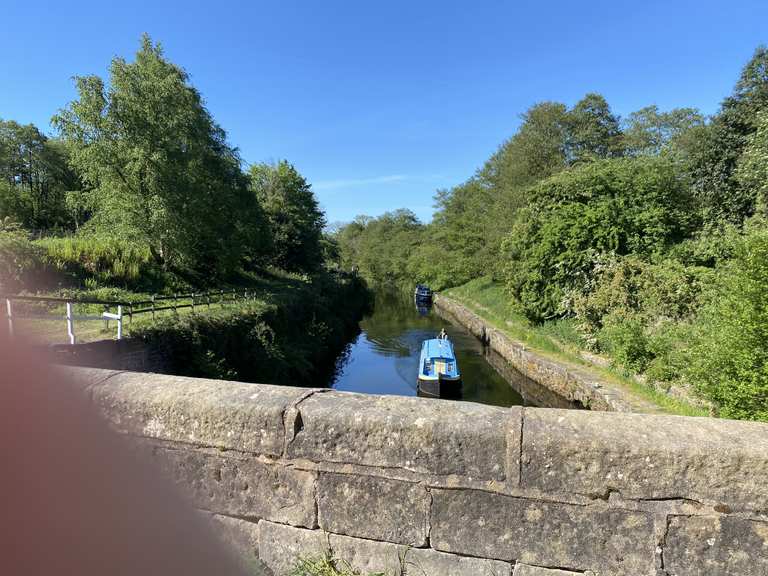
[335,215,371,271]
[566,93,624,162]
[689,46,768,225]
[623,105,705,156]
[249,160,325,272]
[480,102,570,194]
[736,110,768,215]
[0,119,79,231]
[53,35,265,278]
[503,157,697,322]
[336,210,423,285]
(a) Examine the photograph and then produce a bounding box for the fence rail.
[2,288,254,345]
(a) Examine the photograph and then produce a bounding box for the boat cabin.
[418,337,462,398]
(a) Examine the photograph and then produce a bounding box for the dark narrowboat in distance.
[414,284,432,302]
[417,336,462,398]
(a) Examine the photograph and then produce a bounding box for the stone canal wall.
[433,295,660,413]
[66,367,768,576]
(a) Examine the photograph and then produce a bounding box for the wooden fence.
[2,289,255,345]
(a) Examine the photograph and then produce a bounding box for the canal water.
[329,290,529,408]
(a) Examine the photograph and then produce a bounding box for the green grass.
[289,553,389,576]
[288,550,508,576]
[443,277,708,417]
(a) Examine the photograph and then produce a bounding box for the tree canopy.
[52,35,267,277]
[249,160,325,272]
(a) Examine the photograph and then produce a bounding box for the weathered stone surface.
[258,521,328,576]
[665,515,768,576]
[521,408,768,511]
[330,531,513,576]
[259,521,512,576]
[431,488,656,576]
[317,472,429,545]
[286,390,515,481]
[513,565,584,576]
[210,515,272,576]
[87,369,305,456]
[152,444,316,527]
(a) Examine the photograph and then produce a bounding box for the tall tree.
[0,120,79,231]
[689,46,768,226]
[623,105,705,157]
[53,34,265,277]
[566,93,624,162]
[249,161,325,272]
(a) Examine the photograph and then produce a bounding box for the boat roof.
[422,338,456,360]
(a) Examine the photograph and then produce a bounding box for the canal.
[329,290,545,408]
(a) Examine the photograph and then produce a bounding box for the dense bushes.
[502,157,697,322]
[37,236,154,288]
[130,273,371,385]
[0,230,46,292]
[683,226,768,420]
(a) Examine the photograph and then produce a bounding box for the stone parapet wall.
[65,367,768,576]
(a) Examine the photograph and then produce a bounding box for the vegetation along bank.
[335,47,768,422]
[0,36,370,384]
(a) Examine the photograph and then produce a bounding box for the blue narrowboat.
[417,336,462,398]
[414,284,432,301]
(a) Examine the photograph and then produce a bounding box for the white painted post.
[66,302,76,345]
[116,305,123,340]
[6,298,13,337]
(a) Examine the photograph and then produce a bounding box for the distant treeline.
[1,35,331,292]
[335,47,768,420]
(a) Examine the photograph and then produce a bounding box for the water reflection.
[329,290,526,407]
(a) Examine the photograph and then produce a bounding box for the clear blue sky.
[2,0,767,224]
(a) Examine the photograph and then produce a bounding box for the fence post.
[191,293,195,313]
[151,295,156,321]
[66,302,76,345]
[173,294,178,314]
[116,305,123,340]
[6,298,13,338]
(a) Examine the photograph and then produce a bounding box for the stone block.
[513,565,584,576]
[88,370,306,456]
[286,390,516,482]
[521,408,768,511]
[317,472,429,545]
[665,515,768,576]
[330,531,512,576]
[430,488,656,576]
[152,444,316,527]
[258,521,328,576]
[210,515,271,576]
[258,521,512,576]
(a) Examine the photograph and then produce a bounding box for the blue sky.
[2,1,767,224]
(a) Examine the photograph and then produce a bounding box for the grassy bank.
[443,277,708,416]
[131,271,371,386]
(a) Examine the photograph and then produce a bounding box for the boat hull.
[417,376,462,399]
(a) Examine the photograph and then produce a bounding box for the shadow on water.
[329,289,555,408]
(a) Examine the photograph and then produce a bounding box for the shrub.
[572,255,714,380]
[0,230,46,292]
[503,157,698,322]
[684,226,768,420]
[35,235,163,290]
